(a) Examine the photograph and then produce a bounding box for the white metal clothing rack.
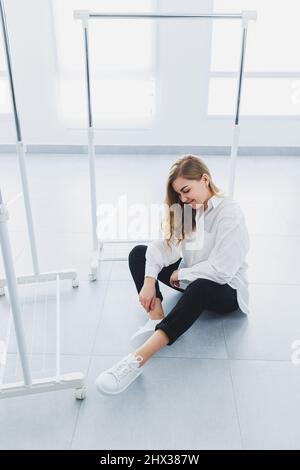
[74,9,257,281]
[0,189,86,400]
[0,0,78,296]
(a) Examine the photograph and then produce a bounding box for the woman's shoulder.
[217,195,246,220]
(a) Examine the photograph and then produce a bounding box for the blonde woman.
[96,155,250,395]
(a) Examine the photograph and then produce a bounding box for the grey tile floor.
[0,153,299,450]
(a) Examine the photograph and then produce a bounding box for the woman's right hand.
[139,278,157,312]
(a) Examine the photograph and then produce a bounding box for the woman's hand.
[170,269,180,288]
[139,278,157,312]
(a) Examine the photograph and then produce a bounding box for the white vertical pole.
[228,21,248,198]
[88,127,98,252]
[16,142,40,274]
[0,0,40,275]
[55,274,61,381]
[80,12,98,253]
[0,191,32,386]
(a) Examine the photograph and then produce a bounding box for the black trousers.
[128,244,239,346]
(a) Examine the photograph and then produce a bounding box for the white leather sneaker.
[96,353,144,395]
[129,318,163,350]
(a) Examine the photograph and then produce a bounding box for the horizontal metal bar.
[74,10,257,23]
[0,270,77,288]
[89,12,243,20]
[0,372,85,399]
[3,145,300,156]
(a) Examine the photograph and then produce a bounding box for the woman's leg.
[134,278,239,366]
[128,244,184,319]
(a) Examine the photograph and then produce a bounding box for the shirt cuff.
[144,264,160,280]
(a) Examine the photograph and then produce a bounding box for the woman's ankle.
[134,330,169,366]
[149,300,164,320]
[149,313,164,320]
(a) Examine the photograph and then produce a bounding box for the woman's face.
[172,175,212,209]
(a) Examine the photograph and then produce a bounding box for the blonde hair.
[161,154,224,247]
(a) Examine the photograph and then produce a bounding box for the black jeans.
[128,244,239,346]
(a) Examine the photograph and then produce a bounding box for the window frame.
[50,0,159,130]
[207,0,300,120]
[207,72,300,121]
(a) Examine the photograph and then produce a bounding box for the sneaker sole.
[96,369,143,395]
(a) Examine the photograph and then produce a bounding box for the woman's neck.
[204,191,214,211]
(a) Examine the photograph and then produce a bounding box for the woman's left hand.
[170,269,180,288]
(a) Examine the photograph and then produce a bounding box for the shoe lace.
[111,356,142,382]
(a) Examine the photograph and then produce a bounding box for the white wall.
[0,0,299,148]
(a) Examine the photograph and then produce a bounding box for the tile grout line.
[3,352,296,363]
[69,264,113,450]
[222,319,245,450]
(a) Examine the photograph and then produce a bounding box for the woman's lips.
[184,199,197,205]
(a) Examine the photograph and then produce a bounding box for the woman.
[96,155,250,395]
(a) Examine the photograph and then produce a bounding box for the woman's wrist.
[144,276,156,285]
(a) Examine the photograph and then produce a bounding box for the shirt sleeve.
[145,239,182,279]
[177,214,250,285]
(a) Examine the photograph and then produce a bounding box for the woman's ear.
[202,174,209,187]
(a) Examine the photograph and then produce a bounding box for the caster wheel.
[0,288,5,297]
[72,279,79,288]
[89,273,97,282]
[75,387,87,400]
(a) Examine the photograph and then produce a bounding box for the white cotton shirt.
[145,194,251,315]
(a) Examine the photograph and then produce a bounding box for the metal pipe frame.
[228,25,249,198]
[0,0,79,294]
[74,11,257,20]
[89,13,243,19]
[0,190,86,400]
[75,9,256,279]
[0,190,31,386]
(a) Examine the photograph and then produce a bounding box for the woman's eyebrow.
[173,185,189,194]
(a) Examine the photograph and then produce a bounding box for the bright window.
[52,0,156,127]
[208,0,300,117]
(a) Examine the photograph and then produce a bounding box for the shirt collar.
[196,194,224,218]
[194,194,224,220]
[206,194,225,211]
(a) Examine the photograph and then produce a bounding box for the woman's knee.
[128,244,147,266]
[185,278,214,303]
[187,278,212,291]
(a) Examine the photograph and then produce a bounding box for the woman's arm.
[178,214,250,284]
[145,239,182,280]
